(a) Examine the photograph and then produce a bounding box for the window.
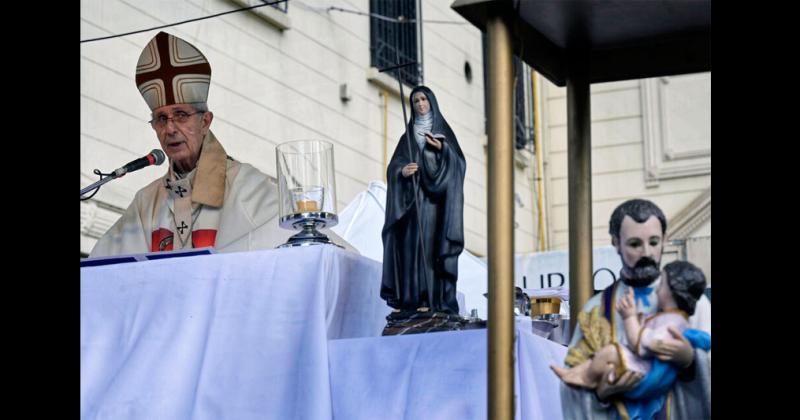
[370,0,421,87]
[482,34,536,152]
[230,0,290,30]
[513,56,534,151]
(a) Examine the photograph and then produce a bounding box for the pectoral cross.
[176,221,189,234]
[173,185,188,198]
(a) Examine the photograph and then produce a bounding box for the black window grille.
[513,56,532,151]
[481,34,535,151]
[370,0,420,87]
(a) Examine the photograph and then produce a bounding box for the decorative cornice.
[80,201,125,239]
[514,148,532,169]
[366,67,413,99]
[640,77,711,187]
[666,187,711,240]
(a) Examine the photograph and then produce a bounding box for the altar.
[81,246,566,419]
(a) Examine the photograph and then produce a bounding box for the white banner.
[515,246,623,292]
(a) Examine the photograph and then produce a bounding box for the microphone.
[112,149,166,177]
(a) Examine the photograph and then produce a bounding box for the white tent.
[331,181,627,321]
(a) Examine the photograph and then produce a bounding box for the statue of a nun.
[381,85,467,334]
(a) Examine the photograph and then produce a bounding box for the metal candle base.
[277,212,342,248]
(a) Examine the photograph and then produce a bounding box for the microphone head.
[150,149,166,165]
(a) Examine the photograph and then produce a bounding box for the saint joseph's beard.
[620,256,660,288]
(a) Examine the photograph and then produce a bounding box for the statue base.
[463,318,487,330]
[382,309,467,336]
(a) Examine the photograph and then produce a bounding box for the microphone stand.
[81,150,165,200]
[80,169,120,200]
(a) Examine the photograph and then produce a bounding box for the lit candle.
[296,200,320,212]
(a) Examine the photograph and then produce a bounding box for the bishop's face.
[614,215,664,287]
[412,92,430,116]
[150,103,213,173]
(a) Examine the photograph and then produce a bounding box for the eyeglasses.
[149,111,204,129]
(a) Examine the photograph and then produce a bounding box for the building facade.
[81,0,709,284]
[539,72,711,283]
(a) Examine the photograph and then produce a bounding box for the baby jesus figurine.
[551,261,710,400]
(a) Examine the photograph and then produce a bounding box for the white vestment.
[91,131,350,257]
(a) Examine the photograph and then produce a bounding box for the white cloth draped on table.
[328,328,567,420]
[81,246,388,419]
[82,246,568,420]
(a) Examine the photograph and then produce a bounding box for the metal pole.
[486,15,514,420]
[80,174,117,197]
[567,52,593,334]
[415,0,423,84]
[532,70,547,252]
[382,89,389,183]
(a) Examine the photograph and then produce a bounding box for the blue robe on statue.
[623,329,711,419]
